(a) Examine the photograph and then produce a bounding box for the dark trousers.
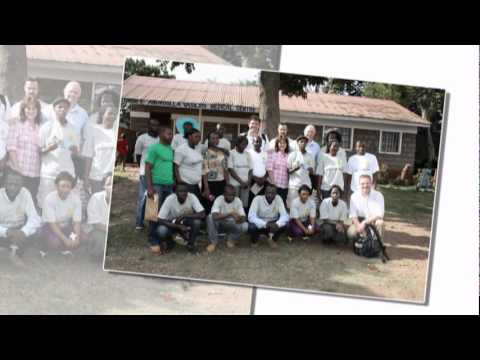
[248,222,285,244]
[277,187,288,209]
[147,184,174,244]
[153,218,202,247]
[202,180,226,214]
[22,176,40,206]
[319,222,347,244]
[247,180,266,211]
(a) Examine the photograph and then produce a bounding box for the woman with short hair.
[266,137,289,207]
[316,140,347,200]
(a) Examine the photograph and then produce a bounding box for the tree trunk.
[0,45,27,102]
[421,107,436,164]
[258,71,280,140]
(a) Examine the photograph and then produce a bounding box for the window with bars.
[379,131,402,154]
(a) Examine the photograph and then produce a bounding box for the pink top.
[6,120,41,178]
[266,149,289,189]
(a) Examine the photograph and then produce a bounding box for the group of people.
[0,78,118,265]
[135,114,386,256]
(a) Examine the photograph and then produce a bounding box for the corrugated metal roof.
[27,45,229,67]
[123,75,429,126]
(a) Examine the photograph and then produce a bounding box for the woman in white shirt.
[42,171,83,254]
[286,136,315,209]
[316,140,347,200]
[83,105,117,194]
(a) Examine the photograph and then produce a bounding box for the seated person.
[42,171,83,255]
[0,169,42,265]
[86,174,112,260]
[319,185,348,244]
[154,183,206,255]
[287,185,319,242]
[347,174,385,242]
[248,184,289,249]
[206,184,248,253]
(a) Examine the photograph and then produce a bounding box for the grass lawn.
[105,168,436,302]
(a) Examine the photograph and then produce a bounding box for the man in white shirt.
[267,123,297,153]
[228,136,252,209]
[345,140,380,194]
[206,184,248,252]
[247,135,268,207]
[319,185,349,244]
[248,184,289,249]
[347,174,385,242]
[133,119,160,231]
[38,98,80,209]
[8,78,52,124]
[0,170,42,266]
[86,174,112,259]
[154,183,206,255]
[241,115,268,152]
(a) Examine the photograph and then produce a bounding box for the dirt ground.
[105,167,435,303]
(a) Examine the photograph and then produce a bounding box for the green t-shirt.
[145,142,174,185]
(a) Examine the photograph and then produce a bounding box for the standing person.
[41,172,83,255]
[154,183,206,255]
[241,115,268,152]
[83,87,120,143]
[144,126,175,246]
[82,105,117,195]
[116,132,129,171]
[267,123,297,153]
[206,184,248,253]
[247,135,268,208]
[228,135,251,209]
[345,140,380,194]
[303,124,321,164]
[320,128,348,165]
[319,185,348,245]
[172,118,198,151]
[316,140,347,200]
[0,93,11,123]
[287,135,315,209]
[6,97,43,204]
[347,174,385,243]
[287,185,318,242]
[133,118,160,231]
[86,174,113,260]
[0,169,42,266]
[265,137,289,206]
[248,184,289,249]
[173,128,204,200]
[202,131,230,214]
[37,98,80,209]
[205,124,231,154]
[0,107,9,183]
[8,78,52,124]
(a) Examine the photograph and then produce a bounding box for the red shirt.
[117,138,129,156]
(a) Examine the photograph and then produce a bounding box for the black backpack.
[353,223,390,263]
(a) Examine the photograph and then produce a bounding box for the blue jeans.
[135,175,147,228]
[147,184,174,243]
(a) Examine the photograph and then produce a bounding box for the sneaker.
[135,226,144,231]
[287,236,293,244]
[206,244,216,253]
[150,245,162,255]
[226,239,235,248]
[267,237,278,249]
[174,234,188,246]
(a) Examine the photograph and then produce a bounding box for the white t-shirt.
[227,149,251,186]
[174,143,204,185]
[247,149,267,178]
[320,197,348,222]
[349,189,385,220]
[244,132,268,152]
[287,150,315,188]
[248,194,289,228]
[211,195,245,217]
[268,137,297,153]
[320,146,347,165]
[346,153,380,193]
[87,191,109,226]
[0,188,42,238]
[316,152,346,191]
[82,125,116,181]
[290,197,316,222]
[0,96,11,123]
[39,119,80,179]
[134,133,160,176]
[158,193,204,221]
[0,120,8,161]
[171,133,186,150]
[42,191,82,227]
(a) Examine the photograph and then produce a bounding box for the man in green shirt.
[145,126,174,245]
